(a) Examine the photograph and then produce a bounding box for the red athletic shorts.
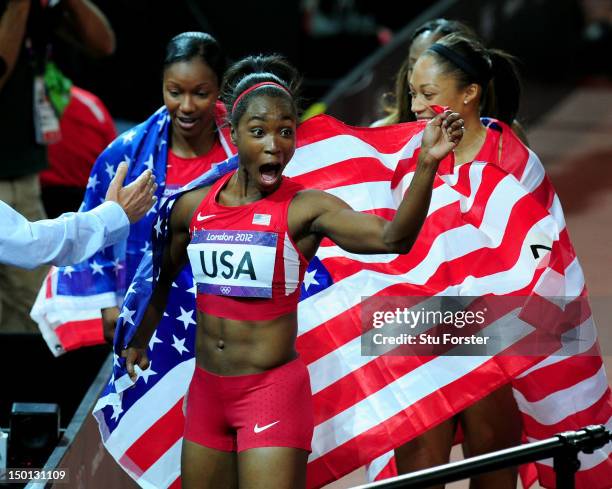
[183,357,313,452]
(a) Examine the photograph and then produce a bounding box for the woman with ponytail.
[372,19,528,145]
[372,19,476,126]
[120,54,465,488]
[409,33,523,165]
[389,33,533,488]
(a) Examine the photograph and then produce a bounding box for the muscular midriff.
[195,310,299,375]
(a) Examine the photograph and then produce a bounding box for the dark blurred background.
[52,0,612,127]
[53,0,434,122]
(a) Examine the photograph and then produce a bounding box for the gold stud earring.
[463,100,468,105]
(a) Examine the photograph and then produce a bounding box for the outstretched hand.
[419,111,464,166]
[105,163,158,223]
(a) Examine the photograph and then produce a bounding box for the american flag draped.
[365,119,612,488]
[91,114,612,489]
[30,103,234,355]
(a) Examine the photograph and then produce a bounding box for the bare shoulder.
[170,185,213,230]
[293,188,332,208]
[291,188,350,218]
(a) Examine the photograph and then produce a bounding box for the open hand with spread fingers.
[105,163,158,223]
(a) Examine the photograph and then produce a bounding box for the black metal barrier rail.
[351,425,611,489]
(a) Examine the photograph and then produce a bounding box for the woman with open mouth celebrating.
[121,54,464,489]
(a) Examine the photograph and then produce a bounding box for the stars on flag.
[136,362,157,384]
[176,307,196,330]
[171,335,189,355]
[186,279,197,296]
[113,258,124,275]
[144,154,154,171]
[148,331,163,351]
[63,266,74,278]
[118,306,136,326]
[156,114,169,133]
[104,162,116,180]
[154,217,163,237]
[90,260,104,275]
[122,129,137,145]
[87,173,99,191]
[303,269,320,291]
[110,404,124,422]
[120,155,132,168]
[146,201,158,217]
[125,282,138,297]
[300,257,333,299]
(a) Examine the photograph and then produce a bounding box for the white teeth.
[177,117,197,129]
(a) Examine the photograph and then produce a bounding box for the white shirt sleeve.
[0,200,130,269]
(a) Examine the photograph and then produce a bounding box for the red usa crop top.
[187,171,309,321]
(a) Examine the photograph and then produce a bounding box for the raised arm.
[292,111,464,256]
[0,0,30,91]
[121,189,204,380]
[58,0,115,57]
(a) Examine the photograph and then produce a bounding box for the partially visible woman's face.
[409,54,466,120]
[407,31,442,79]
[163,58,219,139]
[231,94,296,192]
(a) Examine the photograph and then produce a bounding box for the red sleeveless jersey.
[187,171,309,320]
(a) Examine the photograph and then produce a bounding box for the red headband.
[231,81,292,114]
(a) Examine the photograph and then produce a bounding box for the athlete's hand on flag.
[420,110,464,165]
[121,345,150,382]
